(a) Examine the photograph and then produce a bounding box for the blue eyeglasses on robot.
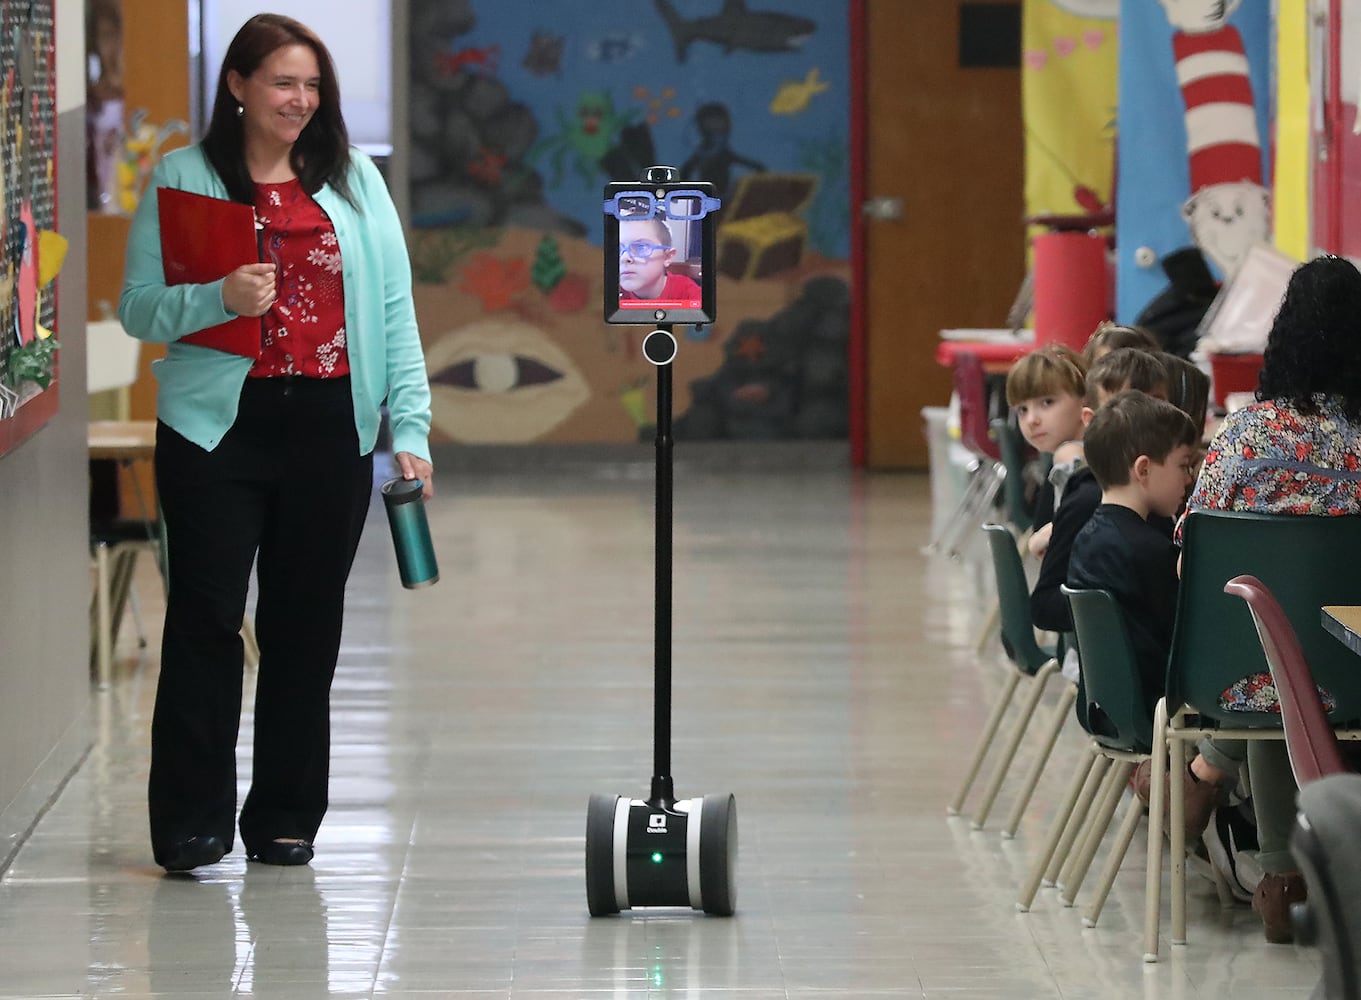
[602,190,722,221]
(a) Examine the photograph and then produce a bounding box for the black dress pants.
[149,375,373,862]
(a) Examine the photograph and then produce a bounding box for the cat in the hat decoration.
[1157,0,1271,278]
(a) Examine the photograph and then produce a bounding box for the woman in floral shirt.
[1177,256,1361,942]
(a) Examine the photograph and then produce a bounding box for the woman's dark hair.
[201,14,354,207]
[1258,256,1361,420]
[1158,353,1211,436]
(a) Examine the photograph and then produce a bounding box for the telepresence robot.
[585,167,737,917]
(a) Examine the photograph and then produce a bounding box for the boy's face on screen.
[1012,391,1085,453]
[619,219,676,299]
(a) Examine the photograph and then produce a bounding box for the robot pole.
[651,326,675,807]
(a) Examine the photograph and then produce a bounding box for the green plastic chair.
[950,524,1074,834]
[974,416,1050,657]
[993,415,1035,538]
[1047,587,1160,930]
[1148,511,1361,960]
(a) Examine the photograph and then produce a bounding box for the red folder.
[157,187,262,358]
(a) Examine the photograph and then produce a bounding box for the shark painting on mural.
[654,0,816,63]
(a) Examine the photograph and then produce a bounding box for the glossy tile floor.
[0,463,1323,998]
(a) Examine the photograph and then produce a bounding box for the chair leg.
[1057,756,1121,891]
[94,544,112,689]
[126,581,148,647]
[241,616,260,670]
[1060,760,1134,906]
[972,659,1058,830]
[1017,744,1099,912]
[1046,754,1112,887]
[947,467,1002,559]
[948,669,1023,816]
[926,458,987,554]
[1083,768,1147,927]
[107,548,138,653]
[1169,727,1188,946]
[973,598,1000,656]
[1143,699,1170,963]
[1002,681,1078,839]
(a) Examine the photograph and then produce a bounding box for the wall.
[0,0,92,866]
[1116,0,1272,324]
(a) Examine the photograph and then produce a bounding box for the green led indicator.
[651,852,663,863]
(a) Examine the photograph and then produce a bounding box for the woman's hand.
[395,452,434,499]
[222,263,276,317]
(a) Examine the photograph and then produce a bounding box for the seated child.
[1002,344,1087,541]
[1158,352,1212,447]
[1066,390,1199,712]
[1046,348,1172,503]
[1081,321,1161,368]
[619,217,702,301]
[1030,348,1171,633]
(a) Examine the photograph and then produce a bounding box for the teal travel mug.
[381,477,439,589]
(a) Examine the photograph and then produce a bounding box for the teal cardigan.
[119,145,432,462]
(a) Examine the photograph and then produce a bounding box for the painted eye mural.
[425,318,591,443]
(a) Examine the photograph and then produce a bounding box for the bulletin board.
[0,0,59,458]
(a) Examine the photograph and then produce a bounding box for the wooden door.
[861,0,1024,468]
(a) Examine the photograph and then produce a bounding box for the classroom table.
[1322,606,1361,658]
[935,329,1036,372]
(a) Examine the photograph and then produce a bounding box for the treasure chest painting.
[717,172,818,281]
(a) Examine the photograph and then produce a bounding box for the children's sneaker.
[1201,805,1259,903]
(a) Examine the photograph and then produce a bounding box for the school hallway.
[0,461,1321,998]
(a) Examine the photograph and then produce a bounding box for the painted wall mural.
[1117,0,1271,323]
[407,0,851,445]
[1023,0,1117,222]
[0,0,65,458]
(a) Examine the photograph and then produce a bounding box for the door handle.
[862,196,904,222]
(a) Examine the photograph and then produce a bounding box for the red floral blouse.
[248,178,349,379]
[1182,395,1361,711]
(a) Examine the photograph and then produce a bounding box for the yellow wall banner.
[1023,0,1119,219]
[1274,0,1311,260]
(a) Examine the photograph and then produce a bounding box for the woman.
[119,14,432,871]
[1171,256,1361,942]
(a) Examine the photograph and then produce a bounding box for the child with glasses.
[619,217,701,302]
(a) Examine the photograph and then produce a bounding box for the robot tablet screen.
[603,182,719,325]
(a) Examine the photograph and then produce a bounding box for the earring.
[235,103,243,118]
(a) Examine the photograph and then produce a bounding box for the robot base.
[585,793,737,916]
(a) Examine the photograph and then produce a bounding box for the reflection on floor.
[0,466,1321,997]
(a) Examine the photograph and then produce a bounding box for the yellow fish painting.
[769,68,829,116]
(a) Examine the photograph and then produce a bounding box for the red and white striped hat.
[1171,25,1262,191]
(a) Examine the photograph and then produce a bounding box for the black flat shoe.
[160,835,227,872]
[248,839,314,866]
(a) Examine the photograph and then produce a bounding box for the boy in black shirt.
[1067,391,1198,711]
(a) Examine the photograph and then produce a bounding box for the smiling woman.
[118,12,433,875]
